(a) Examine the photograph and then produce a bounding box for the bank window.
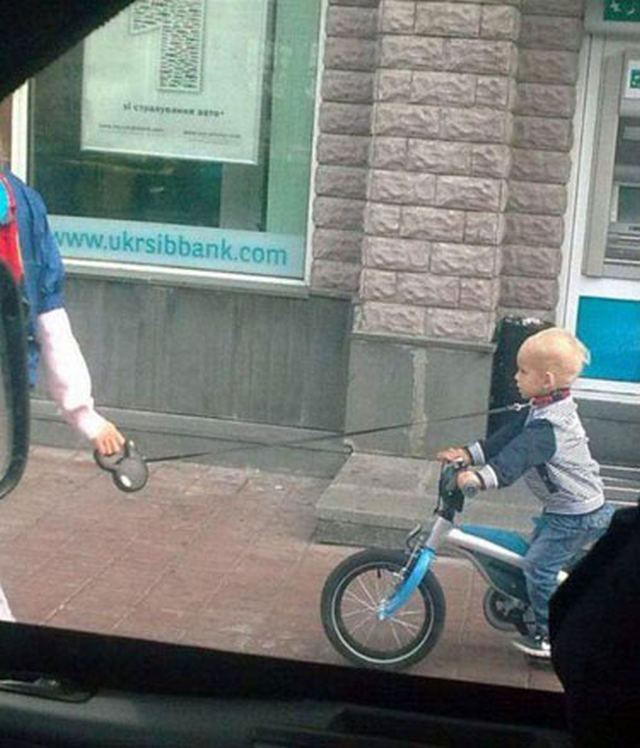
[585,49,640,278]
[29,0,322,283]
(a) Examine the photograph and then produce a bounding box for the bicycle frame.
[378,462,528,621]
[379,516,526,620]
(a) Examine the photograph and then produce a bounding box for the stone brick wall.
[311,0,586,341]
[355,0,520,341]
[311,0,378,294]
[501,0,585,319]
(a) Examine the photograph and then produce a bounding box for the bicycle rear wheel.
[321,548,445,670]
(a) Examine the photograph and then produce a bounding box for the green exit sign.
[605,0,640,21]
[631,68,640,87]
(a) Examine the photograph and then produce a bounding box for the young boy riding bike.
[437,327,614,659]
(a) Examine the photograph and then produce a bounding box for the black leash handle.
[94,440,149,493]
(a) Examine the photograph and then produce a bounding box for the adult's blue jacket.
[3,171,65,386]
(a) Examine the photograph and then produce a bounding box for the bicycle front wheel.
[321,548,445,670]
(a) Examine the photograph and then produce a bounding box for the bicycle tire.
[321,548,445,670]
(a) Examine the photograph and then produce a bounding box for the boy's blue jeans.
[523,503,615,637]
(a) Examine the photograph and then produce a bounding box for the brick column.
[501,0,585,318]
[355,0,521,343]
[310,0,378,295]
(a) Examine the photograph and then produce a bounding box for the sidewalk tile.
[0,445,562,694]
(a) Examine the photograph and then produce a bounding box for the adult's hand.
[92,420,126,456]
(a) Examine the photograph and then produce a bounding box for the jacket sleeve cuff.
[38,295,65,315]
[467,441,485,466]
[476,464,499,490]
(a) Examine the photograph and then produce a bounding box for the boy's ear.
[543,371,556,391]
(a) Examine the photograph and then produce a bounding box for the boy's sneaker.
[511,633,551,659]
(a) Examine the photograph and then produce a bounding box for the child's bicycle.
[320,460,585,670]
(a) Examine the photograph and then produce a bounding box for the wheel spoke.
[393,609,423,617]
[356,575,379,608]
[343,588,376,612]
[362,617,380,645]
[341,607,373,619]
[344,581,425,642]
[349,611,378,636]
[386,619,404,649]
[388,615,421,635]
[372,570,384,601]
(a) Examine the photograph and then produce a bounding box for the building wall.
[311,0,378,295]
[502,0,584,319]
[307,0,594,461]
[312,0,587,335]
[13,1,629,469]
[31,279,353,476]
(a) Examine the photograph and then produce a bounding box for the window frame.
[11,0,328,295]
[583,46,640,280]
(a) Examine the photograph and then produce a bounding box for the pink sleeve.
[36,309,106,441]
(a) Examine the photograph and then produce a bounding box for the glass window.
[29,0,322,281]
[585,50,640,275]
[577,296,640,382]
[607,117,640,263]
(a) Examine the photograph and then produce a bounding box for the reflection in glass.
[29,0,321,267]
[607,116,640,263]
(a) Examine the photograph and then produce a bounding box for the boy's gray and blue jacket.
[467,396,605,515]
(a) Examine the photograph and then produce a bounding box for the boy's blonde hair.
[519,327,590,387]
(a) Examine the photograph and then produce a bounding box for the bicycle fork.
[377,517,452,620]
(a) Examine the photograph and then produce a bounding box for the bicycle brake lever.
[440,460,464,494]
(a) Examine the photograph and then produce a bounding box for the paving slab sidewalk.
[0,445,560,692]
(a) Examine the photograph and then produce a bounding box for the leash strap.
[94,401,531,492]
[144,401,531,465]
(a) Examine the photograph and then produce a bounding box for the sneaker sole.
[511,642,551,659]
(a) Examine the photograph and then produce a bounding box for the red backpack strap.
[0,173,23,283]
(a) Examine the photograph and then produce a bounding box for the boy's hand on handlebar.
[92,421,126,456]
[456,470,482,492]
[436,447,471,466]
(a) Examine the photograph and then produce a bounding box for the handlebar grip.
[461,483,479,499]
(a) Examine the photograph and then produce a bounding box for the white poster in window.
[81,0,268,164]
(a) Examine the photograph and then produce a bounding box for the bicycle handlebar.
[436,460,480,518]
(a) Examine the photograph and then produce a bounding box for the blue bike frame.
[378,516,528,620]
